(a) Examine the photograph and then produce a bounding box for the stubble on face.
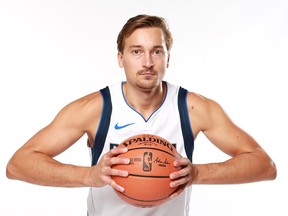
[135,68,160,91]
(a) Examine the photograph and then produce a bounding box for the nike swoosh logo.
[114,122,135,130]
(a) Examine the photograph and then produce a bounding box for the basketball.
[112,134,181,208]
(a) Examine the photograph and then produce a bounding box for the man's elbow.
[266,160,277,181]
[6,157,21,180]
[6,161,15,179]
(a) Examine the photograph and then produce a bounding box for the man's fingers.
[109,146,128,156]
[109,179,125,192]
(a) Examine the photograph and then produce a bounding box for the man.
[6,14,277,216]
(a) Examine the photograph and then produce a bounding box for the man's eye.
[154,50,165,55]
[132,50,141,55]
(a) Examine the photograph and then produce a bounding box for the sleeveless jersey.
[87,81,194,216]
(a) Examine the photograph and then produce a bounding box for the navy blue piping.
[91,86,112,166]
[178,87,194,161]
[121,81,168,122]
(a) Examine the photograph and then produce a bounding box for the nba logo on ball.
[143,152,152,172]
[112,134,181,208]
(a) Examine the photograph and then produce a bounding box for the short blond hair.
[117,14,173,53]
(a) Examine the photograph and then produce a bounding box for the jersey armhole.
[91,86,112,166]
[178,87,194,161]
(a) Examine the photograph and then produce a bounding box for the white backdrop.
[1,0,287,215]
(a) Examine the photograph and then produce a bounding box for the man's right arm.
[6,92,129,190]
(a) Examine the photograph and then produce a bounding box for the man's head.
[117,15,172,91]
[117,14,173,54]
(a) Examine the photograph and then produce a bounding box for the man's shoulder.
[62,91,103,116]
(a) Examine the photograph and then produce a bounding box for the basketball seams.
[129,173,170,178]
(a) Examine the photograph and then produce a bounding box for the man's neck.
[122,81,166,119]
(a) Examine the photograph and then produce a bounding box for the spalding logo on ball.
[112,134,181,208]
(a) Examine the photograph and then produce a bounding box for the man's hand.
[169,157,193,198]
[92,147,130,192]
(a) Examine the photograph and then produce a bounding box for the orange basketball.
[112,134,181,208]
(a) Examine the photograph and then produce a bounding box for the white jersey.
[87,81,194,216]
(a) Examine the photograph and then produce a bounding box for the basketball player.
[6,14,277,216]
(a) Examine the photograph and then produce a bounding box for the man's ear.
[166,53,170,68]
[118,52,124,68]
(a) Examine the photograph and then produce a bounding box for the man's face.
[118,27,170,91]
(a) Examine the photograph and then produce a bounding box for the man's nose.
[142,53,155,68]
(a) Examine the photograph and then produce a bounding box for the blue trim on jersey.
[91,86,112,166]
[121,81,168,122]
[178,87,194,161]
